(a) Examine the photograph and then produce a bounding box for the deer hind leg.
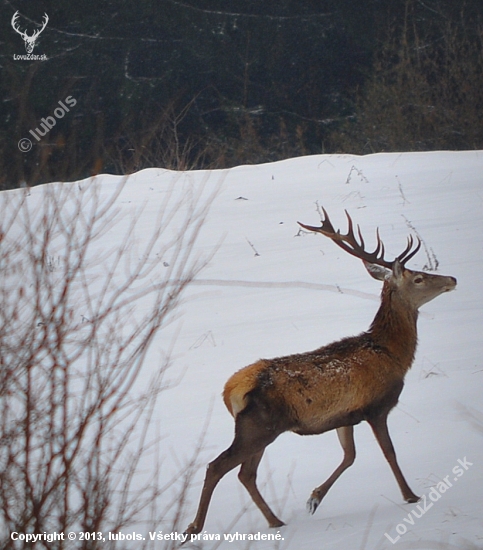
[185,408,283,536]
[368,414,420,503]
[238,450,285,528]
[307,425,355,515]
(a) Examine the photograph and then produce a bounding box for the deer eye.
[414,275,424,284]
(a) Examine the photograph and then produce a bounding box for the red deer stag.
[185,209,456,535]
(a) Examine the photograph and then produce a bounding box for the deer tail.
[222,361,266,417]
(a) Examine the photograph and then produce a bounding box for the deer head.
[11,11,49,54]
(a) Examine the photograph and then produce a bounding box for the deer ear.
[363,261,391,281]
[392,259,404,279]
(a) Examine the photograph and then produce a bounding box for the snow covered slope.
[5,152,483,549]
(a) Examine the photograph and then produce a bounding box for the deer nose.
[445,276,457,290]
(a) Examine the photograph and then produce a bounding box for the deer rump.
[224,334,404,437]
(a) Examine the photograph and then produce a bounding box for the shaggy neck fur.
[368,281,418,369]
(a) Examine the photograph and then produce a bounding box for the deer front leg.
[307,425,356,514]
[368,414,420,503]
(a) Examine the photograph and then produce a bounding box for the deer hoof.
[269,519,285,528]
[183,523,200,537]
[306,495,321,515]
[405,494,420,503]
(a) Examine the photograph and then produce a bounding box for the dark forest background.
[1,0,482,189]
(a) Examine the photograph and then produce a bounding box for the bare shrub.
[105,96,213,175]
[0,176,215,548]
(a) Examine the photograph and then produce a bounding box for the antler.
[32,13,49,40]
[298,208,421,269]
[11,11,27,39]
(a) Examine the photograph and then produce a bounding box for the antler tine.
[397,235,421,266]
[321,206,336,234]
[399,234,413,261]
[345,209,354,235]
[372,227,383,259]
[357,224,365,251]
[344,210,366,252]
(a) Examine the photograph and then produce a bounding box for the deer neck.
[368,282,419,369]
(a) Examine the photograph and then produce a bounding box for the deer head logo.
[11,11,49,54]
